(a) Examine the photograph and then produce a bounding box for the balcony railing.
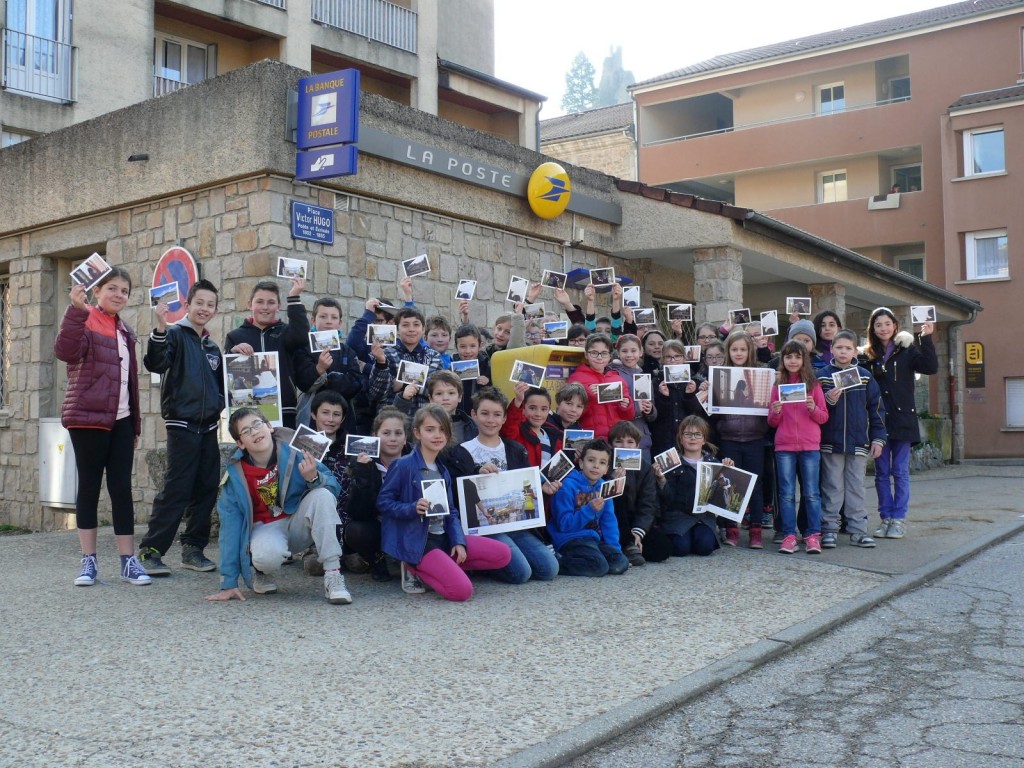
[153,76,189,97]
[644,95,911,147]
[311,0,417,53]
[250,0,286,8]
[1,28,77,102]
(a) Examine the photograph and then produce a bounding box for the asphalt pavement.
[0,464,1021,768]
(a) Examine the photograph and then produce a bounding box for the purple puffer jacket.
[54,306,141,435]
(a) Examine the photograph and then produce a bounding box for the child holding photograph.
[346,278,414,364]
[768,340,830,554]
[207,408,352,604]
[378,405,512,600]
[819,330,888,548]
[344,407,411,582]
[396,370,478,445]
[138,279,225,576]
[644,416,732,559]
[548,439,630,577]
[452,324,492,413]
[461,387,560,583]
[567,333,632,439]
[607,421,659,567]
[862,307,937,539]
[55,269,151,587]
[651,340,703,455]
[713,331,770,549]
[502,383,564,467]
[546,382,588,444]
[610,334,658,462]
[424,315,453,369]
[367,306,443,418]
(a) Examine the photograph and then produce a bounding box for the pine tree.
[561,52,597,114]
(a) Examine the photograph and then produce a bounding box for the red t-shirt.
[242,459,282,525]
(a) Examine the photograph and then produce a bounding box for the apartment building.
[630,0,1024,458]
[0,0,543,150]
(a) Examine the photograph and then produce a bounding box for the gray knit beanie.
[787,319,817,344]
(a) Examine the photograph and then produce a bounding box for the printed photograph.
[457,467,546,535]
[289,424,332,463]
[633,308,656,326]
[225,352,283,427]
[524,302,545,320]
[613,447,642,471]
[402,254,431,279]
[653,447,682,475]
[596,380,623,404]
[309,329,341,353]
[729,307,752,325]
[760,310,780,337]
[911,305,936,324]
[589,267,615,287]
[455,279,477,301]
[622,286,640,308]
[683,345,702,363]
[396,360,429,389]
[71,253,113,291]
[786,297,812,316]
[832,368,863,392]
[633,373,652,401]
[541,270,567,291]
[663,364,692,384]
[507,275,529,304]
[544,320,569,341]
[451,358,481,381]
[277,256,307,280]
[366,324,397,346]
[422,479,449,517]
[375,302,399,318]
[694,462,757,524]
[706,366,774,416]
[149,281,179,308]
[600,476,626,499]
[540,451,575,484]
[564,429,595,451]
[667,303,693,322]
[511,360,546,387]
[779,382,808,403]
[344,434,381,458]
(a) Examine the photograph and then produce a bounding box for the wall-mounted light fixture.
[127,153,149,162]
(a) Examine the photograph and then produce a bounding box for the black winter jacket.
[144,319,224,432]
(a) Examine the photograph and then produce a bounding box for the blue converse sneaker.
[74,554,98,586]
[121,555,152,585]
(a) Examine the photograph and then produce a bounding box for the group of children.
[56,271,936,603]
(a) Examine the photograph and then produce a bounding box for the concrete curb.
[489,518,1024,768]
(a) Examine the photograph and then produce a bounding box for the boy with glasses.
[205,408,351,604]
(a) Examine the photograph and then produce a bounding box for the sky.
[494,0,950,117]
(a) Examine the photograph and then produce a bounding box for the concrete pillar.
[692,246,743,327]
[808,283,846,321]
[283,0,313,70]
[412,0,439,115]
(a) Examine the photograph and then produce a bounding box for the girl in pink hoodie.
[767,340,829,555]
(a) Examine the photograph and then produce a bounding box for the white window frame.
[1007,378,1024,427]
[153,32,216,87]
[817,82,846,115]
[897,255,925,280]
[818,169,848,204]
[963,126,1005,176]
[965,229,1009,281]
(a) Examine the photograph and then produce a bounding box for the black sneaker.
[180,545,216,572]
[139,548,171,576]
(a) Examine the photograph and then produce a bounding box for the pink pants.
[408,535,511,602]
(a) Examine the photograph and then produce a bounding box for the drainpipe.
[945,308,979,464]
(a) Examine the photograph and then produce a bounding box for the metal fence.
[1,29,76,102]
[311,0,417,53]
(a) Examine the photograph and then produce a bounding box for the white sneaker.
[323,570,352,604]
[400,562,426,594]
[253,570,278,594]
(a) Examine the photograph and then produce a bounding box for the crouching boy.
[205,407,353,604]
[548,439,629,577]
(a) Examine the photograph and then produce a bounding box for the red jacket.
[501,400,563,467]
[567,363,632,439]
[54,306,141,434]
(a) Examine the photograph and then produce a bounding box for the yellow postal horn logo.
[528,162,571,219]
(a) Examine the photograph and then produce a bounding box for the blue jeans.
[776,451,821,537]
[667,525,718,557]
[719,439,765,529]
[490,530,559,583]
[875,440,911,520]
[557,538,629,577]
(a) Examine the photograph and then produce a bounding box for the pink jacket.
[767,377,828,452]
[567,363,633,439]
